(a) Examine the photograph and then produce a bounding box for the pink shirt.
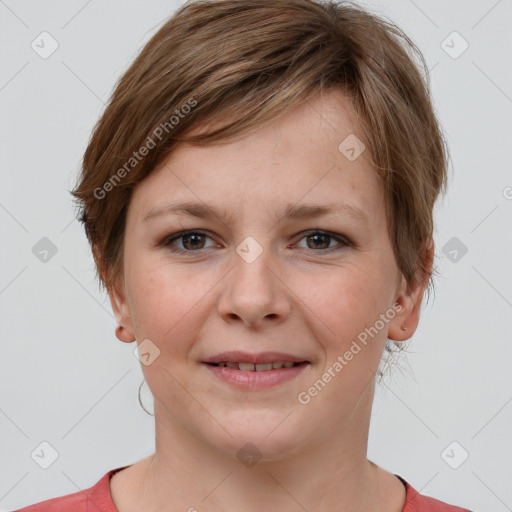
[15,466,472,511]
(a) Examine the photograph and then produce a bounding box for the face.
[110,88,427,460]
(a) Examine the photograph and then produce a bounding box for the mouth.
[205,361,309,371]
[202,351,311,388]
[203,351,310,366]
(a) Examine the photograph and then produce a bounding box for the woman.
[17,0,472,510]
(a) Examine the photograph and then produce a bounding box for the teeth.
[255,363,273,371]
[213,361,301,371]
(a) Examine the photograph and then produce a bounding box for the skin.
[107,88,432,512]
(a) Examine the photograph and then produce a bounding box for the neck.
[112,385,405,512]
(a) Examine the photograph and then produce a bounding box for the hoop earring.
[138,379,154,417]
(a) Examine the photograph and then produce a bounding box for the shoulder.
[14,491,89,512]
[14,466,129,512]
[397,475,473,512]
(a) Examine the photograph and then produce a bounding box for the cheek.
[127,264,216,405]
[301,265,386,339]
[303,266,393,397]
[127,261,217,350]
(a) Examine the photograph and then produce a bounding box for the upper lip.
[203,351,310,364]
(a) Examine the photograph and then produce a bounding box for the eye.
[162,229,350,254]
[293,230,350,252]
[163,230,218,253]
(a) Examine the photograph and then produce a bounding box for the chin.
[202,410,311,462]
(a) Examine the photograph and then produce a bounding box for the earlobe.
[115,323,136,343]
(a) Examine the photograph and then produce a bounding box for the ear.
[108,275,136,343]
[387,238,434,342]
[93,244,136,344]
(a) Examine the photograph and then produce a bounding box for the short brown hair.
[71,0,450,310]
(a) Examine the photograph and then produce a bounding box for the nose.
[217,241,291,328]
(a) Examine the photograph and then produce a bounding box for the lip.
[203,361,310,390]
[202,351,310,365]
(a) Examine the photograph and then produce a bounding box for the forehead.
[128,89,383,226]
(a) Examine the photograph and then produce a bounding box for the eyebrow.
[142,200,370,226]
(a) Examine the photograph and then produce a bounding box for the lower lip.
[203,362,310,390]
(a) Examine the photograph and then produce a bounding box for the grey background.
[1,0,511,510]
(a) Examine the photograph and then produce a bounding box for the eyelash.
[162,229,351,255]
